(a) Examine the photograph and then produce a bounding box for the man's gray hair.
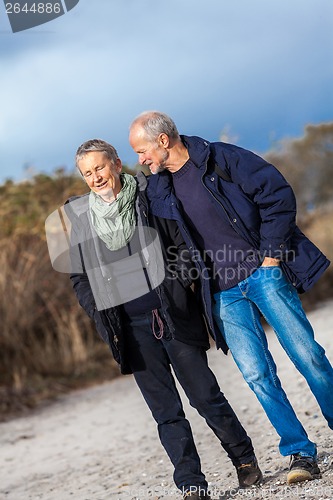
[130,111,179,141]
[75,139,119,168]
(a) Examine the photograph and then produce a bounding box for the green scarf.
[89,173,137,251]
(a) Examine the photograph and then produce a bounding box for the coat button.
[279,244,285,248]
[210,177,215,182]
[233,218,237,223]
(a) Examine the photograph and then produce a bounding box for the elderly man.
[64,138,262,500]
[129,111,333,485]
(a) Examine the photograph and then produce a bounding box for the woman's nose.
[92,171,102,181]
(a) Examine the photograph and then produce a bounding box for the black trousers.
[124,311,255,492]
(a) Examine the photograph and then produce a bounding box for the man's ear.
[158,133,170,148]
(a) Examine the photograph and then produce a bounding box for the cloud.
[0,0,332,182]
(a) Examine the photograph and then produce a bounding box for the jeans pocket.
[251,264,287,295]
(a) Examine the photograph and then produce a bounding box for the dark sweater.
[172,159,260,291]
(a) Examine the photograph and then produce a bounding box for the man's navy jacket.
[146,135,330,342]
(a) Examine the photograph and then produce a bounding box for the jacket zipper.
[142,202,175,338]
[200,163,237,229]
[200,161,252,244]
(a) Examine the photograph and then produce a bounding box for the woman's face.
[78,151,122,201]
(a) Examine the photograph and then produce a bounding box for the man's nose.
[138,154,145,165]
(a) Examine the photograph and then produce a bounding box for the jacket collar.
[146,136,212,220]
[181,135,211,168]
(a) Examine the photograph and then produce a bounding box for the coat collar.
[181,135,211,167]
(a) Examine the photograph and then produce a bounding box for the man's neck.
[166,141,189,173]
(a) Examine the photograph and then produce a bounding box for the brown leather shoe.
[236,458,263,488]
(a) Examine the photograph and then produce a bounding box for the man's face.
[129,128,169,175]
[78,151,122,200]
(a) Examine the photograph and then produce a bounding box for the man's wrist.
[261,257,280,266]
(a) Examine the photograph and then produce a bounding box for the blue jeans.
[213,266,333,458]
[124,311,255,492]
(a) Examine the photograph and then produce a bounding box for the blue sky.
[0,0,332,184]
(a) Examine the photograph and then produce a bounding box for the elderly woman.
[65,139,262,500]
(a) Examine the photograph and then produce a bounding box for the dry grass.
[298,209,333,310]
[0,235,119,420]
[1,212,331,420]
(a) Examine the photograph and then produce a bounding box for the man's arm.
[221,144,297,259]
[152,215,195,287]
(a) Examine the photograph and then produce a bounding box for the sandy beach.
[1,300,332,500]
